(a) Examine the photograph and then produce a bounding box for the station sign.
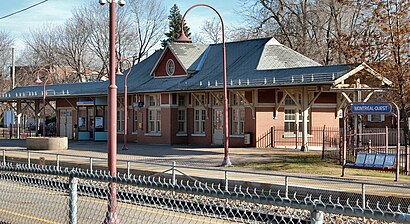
[351,103,392,114]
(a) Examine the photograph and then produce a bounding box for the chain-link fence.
[0,163,409,224]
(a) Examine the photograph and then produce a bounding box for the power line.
[0,0,49,20]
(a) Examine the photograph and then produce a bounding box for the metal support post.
[224,170,229,192]
[361,183,366,209]
[270,126,274,148]
[16,100,22,139]
[28,151,31,168]
[285,176,289,198]
[2,150,5,165]
[56,155,60,170]
[90,158,93,172]
[172,161,176,185]
[127,161,131,178]
[69,176,78,224]
[322,125,326,159]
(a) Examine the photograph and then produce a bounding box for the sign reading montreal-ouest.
[351,103,392,114]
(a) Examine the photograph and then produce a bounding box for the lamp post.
[99,0,125,223]
[116,58,132,150]
[176,4,231,166]
[34,68,51,137]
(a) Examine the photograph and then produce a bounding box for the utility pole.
[11,48,15,89]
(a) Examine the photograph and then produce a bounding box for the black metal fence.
[256,126,340,151]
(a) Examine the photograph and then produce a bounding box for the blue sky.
[0,0,243,53]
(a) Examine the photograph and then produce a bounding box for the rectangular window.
[194,109,206,134]
[148,95,160,106]
[147,94,161,133]
[178,94,186,107]
[178,109,186,133]
[284,109,296,133]
[177,94,187,134]
[117,108,124,132]
[133,110,138,132]
[368,114,385,122]
[232,108,245,135]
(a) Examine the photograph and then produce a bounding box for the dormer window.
[166,59,175,76]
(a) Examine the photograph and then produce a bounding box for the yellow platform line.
[0,208,60,224]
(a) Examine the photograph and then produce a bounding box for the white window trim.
[147,94,161,134]
[232,107,245,135]
[191,133,206,137]
[194,108,206,134]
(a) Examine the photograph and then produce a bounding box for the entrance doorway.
[59,110,73,139]
[213,108,224,145]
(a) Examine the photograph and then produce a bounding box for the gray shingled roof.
[257,38,320,69]
[0,37,359,100]
[168,43,208,73]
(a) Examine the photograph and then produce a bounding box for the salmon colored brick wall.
[255,107,282,141]
[311,107,339,129]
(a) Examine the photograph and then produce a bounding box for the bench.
[342,153,396,177]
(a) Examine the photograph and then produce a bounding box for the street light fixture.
[176,4,231,166]
[116,58,133,150]
[34,67,51,137]
[99,0,125,223]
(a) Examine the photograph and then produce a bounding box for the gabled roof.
[0,37,392,100]
[168,42,208,73]
[150,43,208,76]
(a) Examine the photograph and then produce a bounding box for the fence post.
[127,161,131,178]
[56,154,60,170]
[273,127,276,148]
[69,175,78,224]
[27,151,31,168]
[224,170,229,192]
[385,126,388,153]
[296,127,298,149]
[172,161,176,185]
[285,176,289,198]
[270,127,274,148]
[2,150,5,165]
[89,157,93,172]
[361,183,366,209]
[322,125,326,159]
[311,209,324,224]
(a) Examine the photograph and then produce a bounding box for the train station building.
[0,37,392,148]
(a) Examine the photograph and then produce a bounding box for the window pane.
[285,122,295,132]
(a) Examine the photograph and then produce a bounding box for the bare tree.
[200,18,222,44]
[24,24,61,68]
[238,0,370,64]
[0,30,14,90]
[57,15,95,82]
[128,0,166,64]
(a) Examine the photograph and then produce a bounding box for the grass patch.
[238,154,410,181]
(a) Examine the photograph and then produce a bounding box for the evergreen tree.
[162,4,191,47]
